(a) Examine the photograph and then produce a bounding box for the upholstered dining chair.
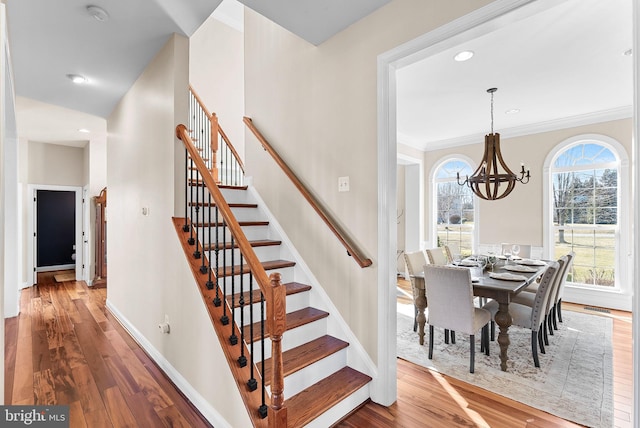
[550,252,575,328]
[423,265,492,373]
[403,251,428,341]
[511,255,568,346]
[444,243,460,264]
[426,247,448,265]
[485,261,559,368]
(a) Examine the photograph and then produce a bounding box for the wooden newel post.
[210,113,220,183]
[268,272,287,428]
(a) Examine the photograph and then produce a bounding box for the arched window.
[549,140,621,288]
[433,158,475,256]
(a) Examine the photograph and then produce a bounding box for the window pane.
[551,142,619,289]
[435,159,474,256]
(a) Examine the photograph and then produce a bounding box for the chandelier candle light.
[457,88,530,200]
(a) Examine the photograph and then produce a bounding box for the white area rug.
[397,307,613,427]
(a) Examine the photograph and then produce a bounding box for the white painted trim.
[105,300,232,428]
[541,134,631,311]
[428,154,479,254]
[246,185,378,378]
[377,0,559,407]
[397,153,424,255]
[36,264,75,273]
[631,1,639,424]
[27,184,84,286]
[404,106,633,152]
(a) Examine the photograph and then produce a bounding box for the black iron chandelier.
[457,88,530,200]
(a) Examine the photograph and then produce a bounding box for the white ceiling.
[5,0,632,149]
[396,0,633,151]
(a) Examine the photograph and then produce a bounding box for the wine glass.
[503,247,512,265]
[512,244,521,260]
[487,252,497,271]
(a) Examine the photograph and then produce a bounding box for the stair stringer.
[243,181,378,385]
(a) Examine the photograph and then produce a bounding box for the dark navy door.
[37,190,76,267]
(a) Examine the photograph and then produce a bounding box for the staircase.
[173,176,371,426]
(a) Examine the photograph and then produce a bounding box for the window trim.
[543,134,630,299]
[430,154,479,253]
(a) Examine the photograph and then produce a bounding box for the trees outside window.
[434,159,474,256]
[551,143,619,287]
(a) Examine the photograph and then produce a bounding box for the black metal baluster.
[206,193,214,290]
[229,235,238,346]
[188,154,195,246]
[247,272,257,391]
[200,181,208,274]
[183,147,190,232]
[193,160,201,259]
[220,219,229,325]
[237,255,246,366]
[258,293,268,418]
[213,207,221,306]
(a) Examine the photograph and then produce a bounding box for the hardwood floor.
[4,271,212,428]
[5,273,633,427]
[337,278,634,428]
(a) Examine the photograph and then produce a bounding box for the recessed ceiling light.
[453,50,474,62]
[78,128,90,133]
[86,5,110,22]
[623,49,633,56]
[505,109,520,115]
[66,74,87,84]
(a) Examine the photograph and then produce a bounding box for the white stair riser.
[216,246,282,264]
[275,349,348,399]
[220,188,251,204]
[231,292,309,323]
[304,384,370,428]
[218,268,297,293]
[249,318,328,361]
[194,227,271,246]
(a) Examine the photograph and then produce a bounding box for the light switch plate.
[338,176,350,192]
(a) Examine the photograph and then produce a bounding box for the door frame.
[27,184,84,286]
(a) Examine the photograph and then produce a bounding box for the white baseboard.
[37,264,75,272]
[105,299,232,428]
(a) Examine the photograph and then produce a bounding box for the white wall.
[243,0,494,366]
[106,33,250,427]
[190,12,245,160]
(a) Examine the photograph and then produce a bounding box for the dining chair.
[485,261,560,367]
[403,251,428,338]
[511,255,567,346]
[444,243,460,264]
[426,247,448,265]
[550,252,575,328]
[423,265,492,373]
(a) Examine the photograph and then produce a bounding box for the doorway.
[27,184,84,285]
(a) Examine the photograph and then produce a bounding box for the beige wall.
[243,0,494,365]
[190,14,245,160]
[106,34,250,427]
[423,118,632,247]
[27,141,85,186]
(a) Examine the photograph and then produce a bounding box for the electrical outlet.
[338,176,350,192]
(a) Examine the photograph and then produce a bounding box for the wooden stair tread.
[286,367,372,428]
[203,239,281,252]
[242,307,329,343]
[217,259,295,277]
[262,335,349,386]
[227,282,311,309]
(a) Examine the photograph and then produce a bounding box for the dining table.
[412,259,548,371]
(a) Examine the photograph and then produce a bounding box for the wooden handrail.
[243,117,373,269]
[176,124,287,426]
